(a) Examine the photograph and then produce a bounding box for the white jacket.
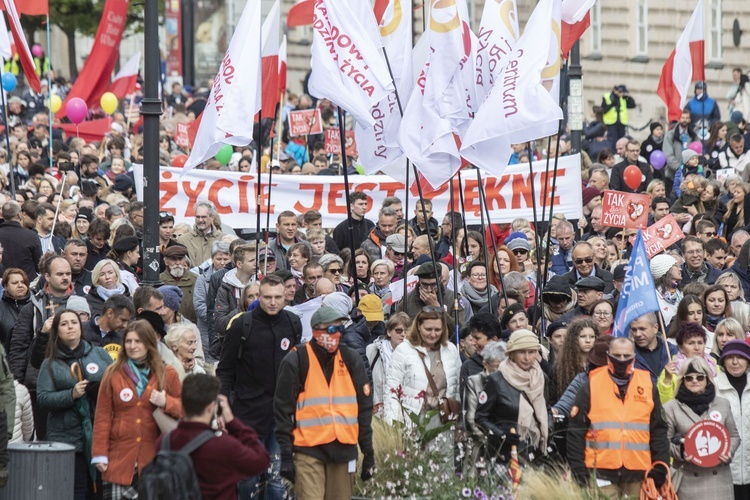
[366,337,393,415]
[715,370,750,485]
[11,381,33,443]
[384,340,461,424]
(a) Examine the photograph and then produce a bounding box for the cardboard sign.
[684,420,731,468]
[289,109,323,137]
[601,190,650,229]
[324,128,358,157]
[173,122,190,149]
[639,214,685,258]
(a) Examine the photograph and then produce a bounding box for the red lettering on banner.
[259,184,276,215]
[328,184,347,214]
[379,182,402,198]
[482,177,509,209]
[294,184,324,212]
[511,173,533,208]
[160,172,178,213]
[354,183,377,207]
[237,176,255,213]
[208,180,234,213]
[183,182,208,215]
[462,179,481,215]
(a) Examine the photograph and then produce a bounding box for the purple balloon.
[650,150,666,170]
[66,98,88,125]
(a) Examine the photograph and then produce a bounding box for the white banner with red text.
[134,155,582,228]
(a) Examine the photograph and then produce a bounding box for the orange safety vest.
[293,342,359,447]
[584,366,653,471]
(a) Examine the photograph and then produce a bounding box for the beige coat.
[176,227,225,266]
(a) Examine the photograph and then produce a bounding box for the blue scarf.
[127,359,151,397]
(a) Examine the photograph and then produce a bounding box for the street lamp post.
[568,40,584,154]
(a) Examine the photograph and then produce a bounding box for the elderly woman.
[659,322,718,403]
[160,286,206,371]
[369,259,394,300]
[366,312,411,417]
[461,261,498,317]
[717,272,745,302]
[164,324,205,375]
[715,340,750,498]
[319,253,348,294]
[86,259,131,317]
[385,307,461,430]
[711,318,746,363]
[663,357,740,500]
[651,254,683,325]
[475,329,550,464]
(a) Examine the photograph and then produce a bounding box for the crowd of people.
[2,66,750,500]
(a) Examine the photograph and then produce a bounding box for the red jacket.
[93,365,183,485]
[157,420,270,500]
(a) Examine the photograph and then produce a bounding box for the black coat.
[0,221,42,280]
[341,316,381,383]
[609,159,653,193]
[560,266,615,295]
[333,217,375,252]
[216,307,302,441]
[0,292,29,352]
[85,285,130,318]
[84,240,111,273]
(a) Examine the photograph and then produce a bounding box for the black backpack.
[137,430,215,500]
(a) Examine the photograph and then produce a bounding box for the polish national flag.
[561,0,595,58]
[105,52,140,99]
[2,0,41,92]
[261,0,280,119]
[278,35,287,93]
[657,1,705,122]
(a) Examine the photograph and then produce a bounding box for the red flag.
[560,0,595,58]
[2,0,41,92]
[0,0,48,16]
[561,12,589,58]
[105,52,140,99]
[260,0,280,120]
[657,1,704,122]
[287,0,387,27]
[278,35,287,94]
[58,0,130,119]
[56,118,111,143]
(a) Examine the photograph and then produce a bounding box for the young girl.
[306,228,327,258]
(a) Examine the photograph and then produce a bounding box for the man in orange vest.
[274,306,374,499]
[566,337,670,498]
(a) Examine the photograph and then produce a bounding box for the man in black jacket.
[82,295,134,356]
[459,313,501,399]
[274,306,374,497]
[0,201,42,280]
[216,274,302,499]
[333,191,374,251]
[609,139,653,193]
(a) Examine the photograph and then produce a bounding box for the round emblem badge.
[478,391,488,404]
[120,388,134,402]
[83,285,91,295]
[86,363,98,374]
[709,410,722,422]
[280,338,290,351]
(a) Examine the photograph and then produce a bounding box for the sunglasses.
[545,295,568,304]
[323,325,346,334]
[392,328,406,334]
[512,249,528,255]
[391,249,405,257]
[701,231,717,237]
[683,374,706,383]
[327,268,342,275]
[574,257,594,265]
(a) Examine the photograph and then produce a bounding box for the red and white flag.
[278,35,287,93]
[308,0,393,127]
[183,0,261,172]
[106,52,140,99]
[260,0,280,119]
[0,0,48,16]
[561,0,595,58]
[287,0,314,27]
[355,0,414,174]
[2,0,40,92]
[460,0,563,174]
[0,15,11,61]
[657,1,704,122]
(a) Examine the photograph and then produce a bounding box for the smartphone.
[216,398,223,417]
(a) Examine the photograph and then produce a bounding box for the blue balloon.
[1,73,15,93]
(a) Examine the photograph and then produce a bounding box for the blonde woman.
[723,183,749,239]
[711,318,746,364]
[86,259,130,317]
[718,272,746,302]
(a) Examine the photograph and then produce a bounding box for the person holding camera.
[602,84,637,147]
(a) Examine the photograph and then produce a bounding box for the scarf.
[461,282,498,309]
[676,382,715,417]
[659,287,682,305]
[96,284,126,300]
[673,351,717,376]
[126,359,151,397]
[705,314,723,331]
[498,358,548,450]
[290,266,304,288]
[60,341,86,361]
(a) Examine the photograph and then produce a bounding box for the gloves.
[648,467,667,488]
[280,461,295,484]
[361,454,375,481]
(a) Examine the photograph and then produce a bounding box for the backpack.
[137,430,215,500]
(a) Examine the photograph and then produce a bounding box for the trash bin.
[0,442,75,500]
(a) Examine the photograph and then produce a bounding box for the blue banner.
[613,230,660,337]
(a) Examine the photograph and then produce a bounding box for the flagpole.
[474,167,493,316]
[541,131,564,291]
[46,16,53,173]
[449,175,460,343]
[525,143,544,310]
[456,168,470,257]
[336,107,360,304]
[255,113,263,279]
[476,168,507,309]
[1,88,15,198]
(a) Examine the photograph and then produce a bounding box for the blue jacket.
[688,94,721,128]
[635,336,678,383]
[550,247,573,275]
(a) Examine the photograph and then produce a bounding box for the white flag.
[356,0,414,174]
[0,16,10,62]
[397,0,476,188]
[474,0,520,103]
[308,0,394,127]
[460,0,563,174]
[184,0,262,172]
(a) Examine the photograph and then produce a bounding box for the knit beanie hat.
[160,285,183,312]
[582,186,601,206]
[649,122,663,134]
[682,149,699,164]
[731,110,744,124]
[650,254,676,280]
[505,329,540,354]
[322,292,352,320]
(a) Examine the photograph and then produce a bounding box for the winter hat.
[730,111,744,124]
[500,303,527,330]
[66,296,91,317]
[112,174,134,193]
[582,186,601,206]
[545,319,568,339]
[505,329,540,355]
[649,122,663,134]
[505,232,528,245]
[720,339,750,364]
[613,264,628,281]
[650,254,676,280]
[322,292,353,320]
[160,285,183,312]
[682,149,699,164]
[507,238,532,253]
[311,306,348,328]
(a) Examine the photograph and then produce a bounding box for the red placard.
[324,128,358,157]
[683,419,731,468]
[639,214,685,258]
[601,190,650,229]
[289,109,323,137]
[173,122,191,149]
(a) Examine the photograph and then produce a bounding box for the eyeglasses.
[574,257,594,265]
[392,328,406,334]
[470,274,487,279]
[593,311,613,318]
[422,306,444,313]
[683,374,706,383]
[327,268,342,275]
[391,250,405,257]
[512,249,528,255]
[420,282,438,290]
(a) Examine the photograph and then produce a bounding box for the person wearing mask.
[663,357,739,499]
[274,306,375,498]
[567,337,670,497]
[37,309,112,499]
[216,274,302,499]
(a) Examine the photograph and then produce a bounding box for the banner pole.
[254,114,263,279]
[456,169,469,259]
[474,167,494,316]
[336,107,360,304]
[264,126,273,278]
[46,16,53,173]
[50,174,66,238]
[541,127,564,292]
[0,88,15,198]
[526,143,544,309]
[449,174,460,344]
[476,167,507,310]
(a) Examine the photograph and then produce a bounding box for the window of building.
[590,2,602,54]
[635,0,649,57]
[709,0,722,61]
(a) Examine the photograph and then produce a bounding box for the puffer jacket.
[365,337,393,413]
[11,380,33,443]
[715,370,750,485]
[0,292,30,352]
[342,316,382,383]
[384,340,461,424]
[213,269,248,335]
[36,340,113,452]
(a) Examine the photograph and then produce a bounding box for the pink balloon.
[688,141,703,154]
[31,44,43,58]
[66,98,88,124]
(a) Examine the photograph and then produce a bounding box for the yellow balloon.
[49,94,62,114]
[100,92,118,115]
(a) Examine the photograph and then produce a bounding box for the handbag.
[418,352,460,424]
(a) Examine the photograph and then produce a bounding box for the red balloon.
[173,154,188,168]
[623,165,642,191]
